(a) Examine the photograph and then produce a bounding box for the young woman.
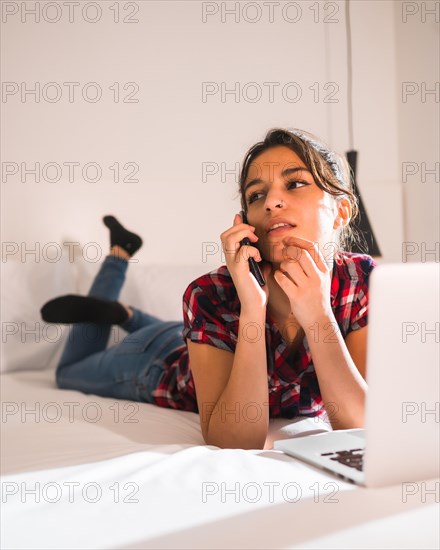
[41,128,377,451]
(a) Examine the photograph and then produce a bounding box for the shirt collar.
[330,252,342,307]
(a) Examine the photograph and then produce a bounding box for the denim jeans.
[56,255,185,404]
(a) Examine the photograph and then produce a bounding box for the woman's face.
[243,145,346,266]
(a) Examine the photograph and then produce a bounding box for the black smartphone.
[240,210,266,287]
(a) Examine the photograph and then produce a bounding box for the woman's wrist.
[303,311,339,342]
[240,304,267,319]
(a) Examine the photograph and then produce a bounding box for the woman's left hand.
[273,236,334,329]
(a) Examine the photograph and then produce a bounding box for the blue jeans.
[56,255,185,404]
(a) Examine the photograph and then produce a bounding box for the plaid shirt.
[152,251,377,419]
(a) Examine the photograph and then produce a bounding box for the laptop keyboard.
[320,448,364,471]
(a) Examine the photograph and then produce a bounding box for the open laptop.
[274,262,440,487]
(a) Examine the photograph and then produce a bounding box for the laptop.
[274,262,440,487]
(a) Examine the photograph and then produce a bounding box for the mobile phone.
[240,210,266,287]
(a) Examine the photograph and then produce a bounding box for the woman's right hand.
[220,212,272,312]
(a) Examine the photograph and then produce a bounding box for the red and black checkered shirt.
[152,251,377,419]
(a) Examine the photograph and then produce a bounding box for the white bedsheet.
[1,369,439,549]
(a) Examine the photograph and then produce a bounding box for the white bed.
[1,258,438,549]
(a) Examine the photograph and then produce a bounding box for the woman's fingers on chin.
[282,236,314,248]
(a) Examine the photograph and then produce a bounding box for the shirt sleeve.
[181,278,237,354]
[349,256,378,332]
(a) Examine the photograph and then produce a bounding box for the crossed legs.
[41,216,183,403]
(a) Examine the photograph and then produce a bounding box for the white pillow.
[1,256,218,374]
[1,255,77,373]
[75,259,219,320]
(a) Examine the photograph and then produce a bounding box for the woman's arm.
[304,314,367,430]
[205,307,269,450]
[272,236,370,430]
[186,213,274,450]
[344,326,368,381]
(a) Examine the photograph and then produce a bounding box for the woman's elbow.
[205,432,267,450]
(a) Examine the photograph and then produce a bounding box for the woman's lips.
[267,225,296,235]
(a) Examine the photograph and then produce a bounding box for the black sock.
[103,215,143,257]
[40,295,129,325]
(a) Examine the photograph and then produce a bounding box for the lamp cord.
[345,0,354,151]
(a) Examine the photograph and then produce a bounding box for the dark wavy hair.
[235,127,368,253]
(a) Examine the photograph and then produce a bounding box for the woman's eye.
[287,180,309,189]
[247,180,309,204]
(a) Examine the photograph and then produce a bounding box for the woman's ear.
[333,198,351,229]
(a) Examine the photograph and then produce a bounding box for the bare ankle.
[110,245,130,260]
[121,303,133,320]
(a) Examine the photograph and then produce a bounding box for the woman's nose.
[264,192,286,211]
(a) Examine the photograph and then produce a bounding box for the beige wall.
[2,0,438,266]
[394,0,439,262]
